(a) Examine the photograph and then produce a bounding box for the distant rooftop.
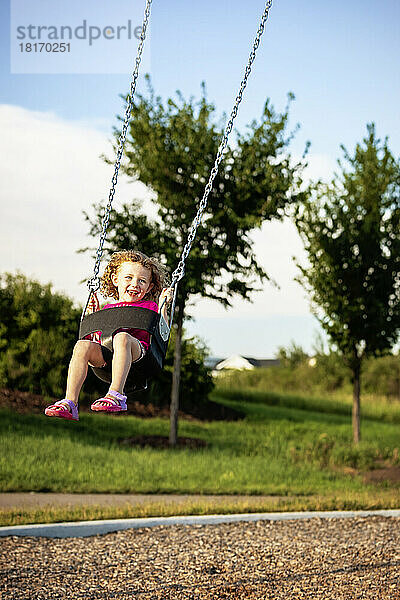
[205,355,280,371]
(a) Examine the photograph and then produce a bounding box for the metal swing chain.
[85,0,153,301]
[170,0,273,288]
[83,0,272,323]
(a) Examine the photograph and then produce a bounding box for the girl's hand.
[159,287,174,305]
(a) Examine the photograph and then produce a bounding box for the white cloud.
[0,104,154,306]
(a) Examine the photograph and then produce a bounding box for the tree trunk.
[352,363,361,444]
[169,300,184,447]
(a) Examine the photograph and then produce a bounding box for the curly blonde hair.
[100,250,168,302]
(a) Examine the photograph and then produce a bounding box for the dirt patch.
[363,466,400,485]
[118,434,208,449]
[0,388,46,413]
[0,388,243,422]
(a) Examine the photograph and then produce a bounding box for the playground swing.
[79,0,273,392]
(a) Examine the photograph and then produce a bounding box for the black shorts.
[97,339,146,375]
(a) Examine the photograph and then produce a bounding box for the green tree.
[276,340,309,368]
[0,272,81,396]
[295,124,400,443]
[85,80,308,444]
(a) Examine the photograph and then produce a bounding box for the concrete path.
[1,509,399,539]
[0,492,288,510]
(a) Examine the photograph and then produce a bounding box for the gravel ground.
[1,516,399,599]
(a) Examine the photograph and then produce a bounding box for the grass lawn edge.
[1,490,399,527]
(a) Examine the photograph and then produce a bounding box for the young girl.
[44,250,173,421]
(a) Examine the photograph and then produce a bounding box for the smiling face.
[111,261,154,303]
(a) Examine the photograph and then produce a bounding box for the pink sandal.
[44,399,79,421]
[90,390,127,412]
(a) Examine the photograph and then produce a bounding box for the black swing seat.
[79,306,170,392]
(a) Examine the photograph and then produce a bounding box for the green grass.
[1,393,399,494]
[214,385,400,424]
[0,388,399,525]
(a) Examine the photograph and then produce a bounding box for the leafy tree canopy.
[295,123,400,371]
[85,78,309,310]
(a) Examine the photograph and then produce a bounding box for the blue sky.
[1,0,400,358]
[3,0,399,152]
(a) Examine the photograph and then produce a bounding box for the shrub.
[0,272,80,396]
[362,354,400,400]
[145,327,214,410]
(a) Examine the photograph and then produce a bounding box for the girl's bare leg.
[64,340,105,405]
[95,333,141,405]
